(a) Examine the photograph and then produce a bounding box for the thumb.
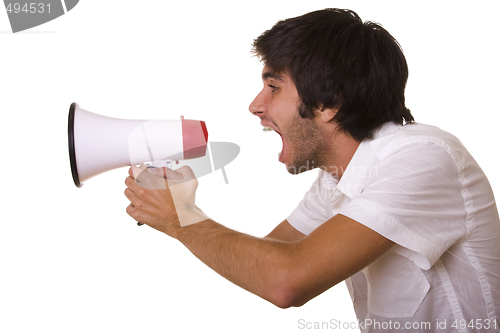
[144,166,168,178]
[173,166,196,182]
[162,166,184,181]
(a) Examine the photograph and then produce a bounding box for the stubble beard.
[284,112,331,175]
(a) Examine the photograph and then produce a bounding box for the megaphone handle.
[137,159,173,226]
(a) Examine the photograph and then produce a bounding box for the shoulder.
[369,122,471,170]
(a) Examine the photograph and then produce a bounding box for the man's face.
[249,66,331,174]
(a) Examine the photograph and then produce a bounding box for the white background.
[1,1,499,332]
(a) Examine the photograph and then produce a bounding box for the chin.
[285,160,316,175]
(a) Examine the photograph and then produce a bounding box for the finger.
[178,165,195,178]
[141,172,168,190]
[125,176,141,193]
[124,185,140,205]
[129,166,156,188]
[126,203,138,219]
[144,167,167,178]
[130,165,148,180]
[129,166,144,179]
[163,167,184,180]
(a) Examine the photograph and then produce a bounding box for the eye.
[268,84,278,92]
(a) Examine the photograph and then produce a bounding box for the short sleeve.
[287,170,333,235]
[340,141,469,270]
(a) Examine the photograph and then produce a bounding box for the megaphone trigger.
[145,159,173,169]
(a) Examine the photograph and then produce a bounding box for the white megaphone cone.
[68,103,208,187]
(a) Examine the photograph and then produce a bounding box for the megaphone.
[68,103,208,187]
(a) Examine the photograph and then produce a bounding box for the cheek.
[288,116,320,142]
[270,100,297,124]
[265,102,281,124]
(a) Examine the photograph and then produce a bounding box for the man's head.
[251,8,413,142]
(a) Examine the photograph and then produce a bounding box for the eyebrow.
[262,71,284,81]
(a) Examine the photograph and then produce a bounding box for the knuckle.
[126,176,135,187]
[135,186,146,196]
[135,199,146,210]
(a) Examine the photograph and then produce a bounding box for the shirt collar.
[335,122,402,199]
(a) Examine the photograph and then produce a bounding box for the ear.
[315,106,339,123]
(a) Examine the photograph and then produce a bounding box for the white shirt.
[288,122,500,332]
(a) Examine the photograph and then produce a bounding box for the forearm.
[124,167,301,306]
[125,167,390,308]
[173,219,295,308]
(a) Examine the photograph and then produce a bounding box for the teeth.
[262,126,274,132]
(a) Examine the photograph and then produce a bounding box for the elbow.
[268,269,309,309]
[263,243,319,309]
[271,289,304,309]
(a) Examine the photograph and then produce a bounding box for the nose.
[249,89,267,118]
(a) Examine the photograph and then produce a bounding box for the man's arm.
[265,220,306,242]
[173,214,393,308]
[125,166,394,308]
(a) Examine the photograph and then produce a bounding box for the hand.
[124,165,209,236]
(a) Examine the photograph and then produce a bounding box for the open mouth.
[262,125,287,163]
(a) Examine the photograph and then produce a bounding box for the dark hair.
[252,8,414,141]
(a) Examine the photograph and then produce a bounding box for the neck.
[323,129,360,178]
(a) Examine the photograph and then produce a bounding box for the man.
[124,9,500,332]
